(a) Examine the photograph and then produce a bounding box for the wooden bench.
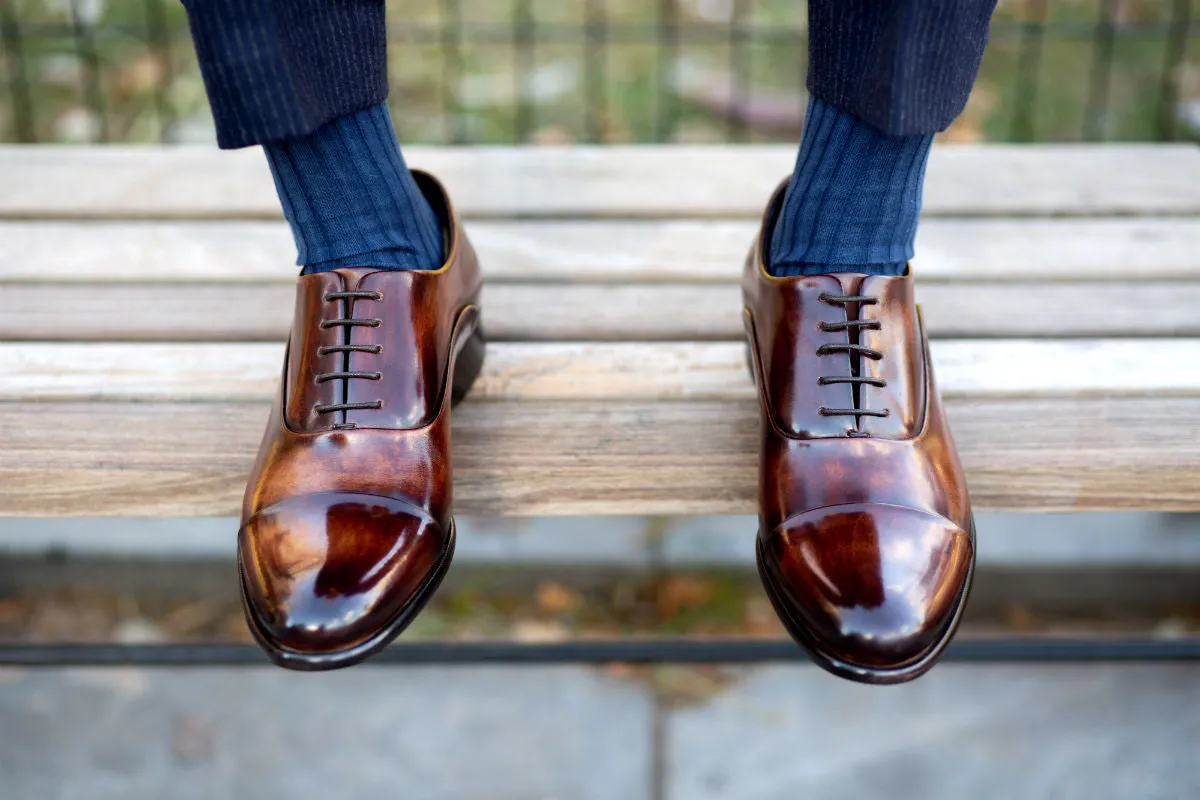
[3,144,1200,521]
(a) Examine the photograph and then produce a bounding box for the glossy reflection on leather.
[763,504,973,669]
[240,493,443,654]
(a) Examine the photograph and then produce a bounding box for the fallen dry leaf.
[655,576,716,618]
[535,581,582,615]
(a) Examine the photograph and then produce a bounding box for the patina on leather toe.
[760,503,973,671]
[744,180,975,684]
[239,171,482,670]
[239,493,449,656]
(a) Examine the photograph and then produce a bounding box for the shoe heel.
[451,320,486,406]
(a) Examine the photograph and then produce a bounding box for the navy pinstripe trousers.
[182,0,997,149]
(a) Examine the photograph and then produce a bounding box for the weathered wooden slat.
[5,281,1200,341]
[3,145,1200,219]
[6,218,1199,285]
[4,340,1199,402]
[2,397,1198,516]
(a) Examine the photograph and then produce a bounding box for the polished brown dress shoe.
[238,172,484,670]
[743,184,975,684]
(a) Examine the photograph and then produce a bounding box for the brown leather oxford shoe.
[743,182,975,684]
[238,171,484,670]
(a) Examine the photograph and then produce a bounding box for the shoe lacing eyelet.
[313,289,387,417]
[813,292,889,424]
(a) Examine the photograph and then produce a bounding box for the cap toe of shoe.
[239,492,449,655]
[761,503,974,671]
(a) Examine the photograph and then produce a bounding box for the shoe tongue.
[781,271,867,295]
[330,267,382,291]
[830,272,866,296]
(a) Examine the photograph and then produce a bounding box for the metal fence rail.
[4,637,1200,667]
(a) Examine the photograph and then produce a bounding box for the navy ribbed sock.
[769,97,933,277]
[264,102,443,274]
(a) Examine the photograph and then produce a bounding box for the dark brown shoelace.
[314,290,384,426]
[815,292,890,420]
